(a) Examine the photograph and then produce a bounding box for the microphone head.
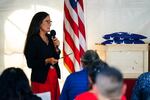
[50,30,56,38]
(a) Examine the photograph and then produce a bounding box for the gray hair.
[96,67,123,99]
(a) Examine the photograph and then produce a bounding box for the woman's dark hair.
[0,67,41,100]
[24,12,49,55]
[81,50,100,68]
[88,62,109,84]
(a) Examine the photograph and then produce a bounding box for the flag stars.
[69,0,78,8]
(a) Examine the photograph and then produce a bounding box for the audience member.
[95,67,127,100]
[131,72,150,100]
[75,65,127,100]
[75,63,107,100]
[60,50,103,100]
[0,67,41,100]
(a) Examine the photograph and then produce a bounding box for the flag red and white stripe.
[63,0,87,73]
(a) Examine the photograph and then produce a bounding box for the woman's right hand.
[45,57,58,65]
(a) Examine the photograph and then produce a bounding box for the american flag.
[63,0,87,73]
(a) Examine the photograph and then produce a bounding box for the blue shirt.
[131,72,150,100]
[60,68,89,100]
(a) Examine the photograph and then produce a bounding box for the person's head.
[88,62,109,85]
[24,11,51,55]
[81,50,101,68]
[0,67,37,100]
[28,11,50,36]
[95,67,126,100]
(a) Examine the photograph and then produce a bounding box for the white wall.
[85,0,150,49]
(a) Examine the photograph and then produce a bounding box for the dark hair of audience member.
[81,50,100,68]
[88,61,109,84]
[0,67,41,100]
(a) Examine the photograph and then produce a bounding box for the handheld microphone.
[50,30,59,51]
[50,30,56,39]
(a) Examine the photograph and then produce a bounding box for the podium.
[95,44,150,78]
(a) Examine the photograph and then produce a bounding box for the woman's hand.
[45,57,58,65]
[52,37,60,48]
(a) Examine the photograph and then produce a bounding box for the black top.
[22,94,42,100]
[24,34,61,83]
